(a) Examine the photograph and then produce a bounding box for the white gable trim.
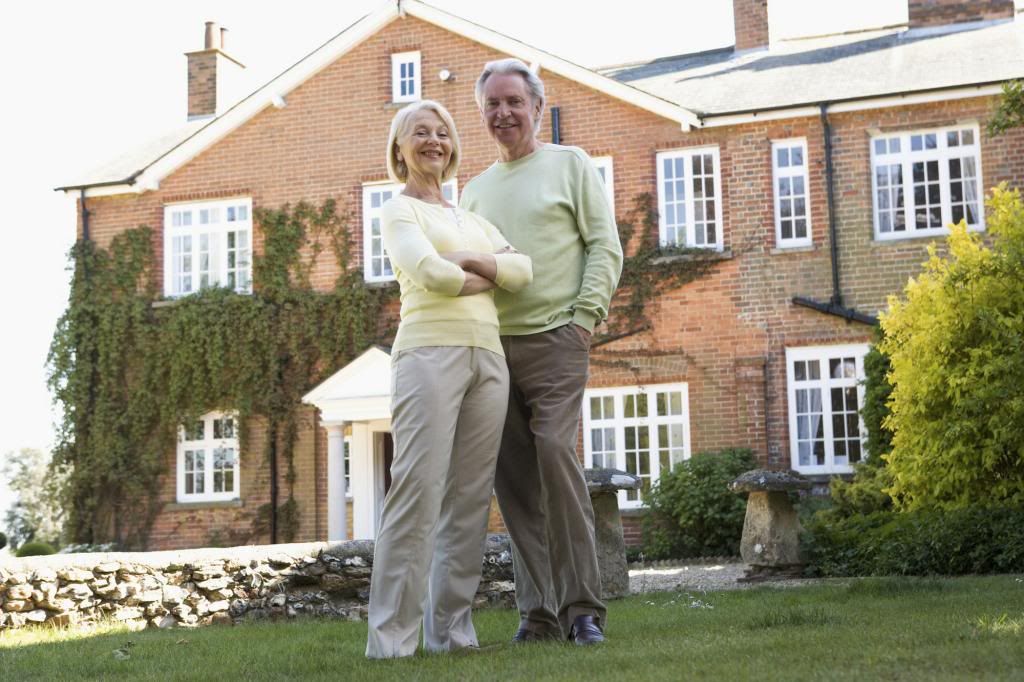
[60,0,699,196]
[407,2,698,130]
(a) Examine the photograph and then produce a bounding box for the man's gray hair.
[474,58,546,133]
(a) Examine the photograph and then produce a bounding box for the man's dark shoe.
[512,622,559,644]
[568,615,604,646]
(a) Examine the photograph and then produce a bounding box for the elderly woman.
[365,99,532,659]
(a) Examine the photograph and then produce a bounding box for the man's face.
[480,72,541,153]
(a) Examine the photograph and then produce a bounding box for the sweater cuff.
[572,308,600,333]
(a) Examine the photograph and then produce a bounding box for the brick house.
[57,0,1024,550]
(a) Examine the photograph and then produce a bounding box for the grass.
[2,575,1022,681]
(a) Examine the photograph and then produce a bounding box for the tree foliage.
[2,448,64,549]
[47,200,396,548]
[987,80,1024,138]
[879,185,1024,510]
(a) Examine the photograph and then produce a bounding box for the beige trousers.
[496,323,607,638]
[366,346,509,659]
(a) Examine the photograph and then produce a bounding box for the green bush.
[0,531,7,550]
[15,541,57,557]
[802,506,1024,577]
[641,448,756,559]
[879,185,1024,510]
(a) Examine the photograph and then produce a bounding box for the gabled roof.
[602,19,1024,120]
[57,0,698,197]
[303,346,392,424]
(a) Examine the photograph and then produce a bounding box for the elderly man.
[460,58,623,646]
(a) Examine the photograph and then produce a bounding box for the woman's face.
[397,109,452,182]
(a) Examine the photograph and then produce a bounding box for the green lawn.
[2,575,1022,681]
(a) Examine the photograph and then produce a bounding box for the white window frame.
[582,383,692,510]
[163,198,253,297]
[870,124,985,241]
[785,344,869,475]
[391,51,421,103]
[176,412,241,503]
[362,179,458,283]
[592,156,616,217]
[772,138,812,248]
[344,433,353,500]
[656,146,724,251]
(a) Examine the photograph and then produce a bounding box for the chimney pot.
[204,21,219,50]
[220,27,228,51]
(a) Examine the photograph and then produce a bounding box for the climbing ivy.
[47,199,396,549]
[596,192,722,346]
[46,192,720,548]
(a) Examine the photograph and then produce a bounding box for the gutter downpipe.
[80,189,91,242]
[789,104,879,326]
[821,103,841,308]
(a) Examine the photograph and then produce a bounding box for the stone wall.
[0,536,514,631]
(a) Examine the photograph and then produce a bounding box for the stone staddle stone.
[729,469,811,568]
[584,468,640,600]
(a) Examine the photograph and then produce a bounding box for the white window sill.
[166,498,243,511]
[770,244,817,256]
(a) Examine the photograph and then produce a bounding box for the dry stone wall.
[0,536,514,631]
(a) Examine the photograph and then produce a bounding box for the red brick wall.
[908,0,1015,28]
[78,15,1024,550]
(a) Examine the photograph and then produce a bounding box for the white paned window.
[772,139,812,247]
[164,198,252,297]
[592,156,616,217]
[583,383,691,509]
[391,51,421,103]
[344,431,353,499]
[176,412,241,503]
[362,180,458,282]
[786,344,869,474]
[870,125,984,240]
[656,147,723,250]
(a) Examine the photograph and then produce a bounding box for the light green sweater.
[381,195,533,355]
[460,144,623,335]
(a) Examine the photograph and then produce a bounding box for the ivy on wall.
[46,192,720,549]
[47,200,396,549]
[596,192,723,347]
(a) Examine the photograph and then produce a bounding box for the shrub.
[641,448,756,559]
[880,185,1024,510]
[802,506,1024,577]
[0,531,7,550]
[15,541,57,557]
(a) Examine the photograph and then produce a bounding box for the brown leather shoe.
[568,615,604,646]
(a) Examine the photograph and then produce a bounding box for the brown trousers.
[496,323,607,638]
[366,346,509,658]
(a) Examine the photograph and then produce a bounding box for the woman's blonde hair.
[386,100,461,183]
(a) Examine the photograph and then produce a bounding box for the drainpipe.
[551,106,561,145]
[269,420,278,544]
[790,104,878,326]
[820,103,841,307]
[80,189,90,242]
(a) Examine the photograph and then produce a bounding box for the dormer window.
[391,51,421,103]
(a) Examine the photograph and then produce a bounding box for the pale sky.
[0,0,917,519]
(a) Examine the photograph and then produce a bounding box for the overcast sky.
[0,0,928,521]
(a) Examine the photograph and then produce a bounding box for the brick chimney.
[907,0,1015,30]
[733,0,769,52]
[185,21,245,120]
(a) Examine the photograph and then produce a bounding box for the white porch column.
[325,422,347,541]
